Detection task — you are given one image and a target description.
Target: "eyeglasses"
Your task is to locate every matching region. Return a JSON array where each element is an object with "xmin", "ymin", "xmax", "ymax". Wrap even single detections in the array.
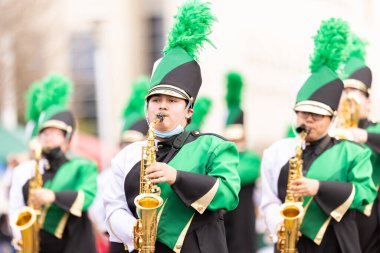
[{"xmin": 296, "ymin": 111, "xmax": 326, "ymax": 121}]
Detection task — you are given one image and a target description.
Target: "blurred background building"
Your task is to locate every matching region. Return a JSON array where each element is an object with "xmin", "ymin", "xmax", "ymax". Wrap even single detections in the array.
[{"xmin": 0, "ymin": 0, "xmax": 380, "ymax": 165}]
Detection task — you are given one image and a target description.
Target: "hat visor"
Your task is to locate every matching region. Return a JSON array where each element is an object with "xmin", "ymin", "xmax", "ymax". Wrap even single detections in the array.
[
  {"xmin": 294, "ymin": 103, "xmax": 333, "ymax": 116},
  {"xmin": 224, "ymin": 124, "xmax": 244, "ymax": 140},
  {"xmin": 343, "ymin": 79, "xmax": 369, "ymax": 94},
  {"xmin": 146, "ymin": 89, "xmax": 187, "ymax": 100},
  {"xmin": 39, "ymin": 120, "xmax": 72, "ymax": 134},
  {"xmin": 146, "ymin": 84, "xmax": 192, "ymax": 102}
]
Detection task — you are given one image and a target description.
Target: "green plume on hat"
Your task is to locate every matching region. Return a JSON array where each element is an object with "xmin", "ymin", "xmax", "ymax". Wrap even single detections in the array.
[
  {"xmin": 39, "ymin": 73, "xmax": 73, "ymax": 111},
  {"xmin": 187, "ymin": 96, "xmax": 212, "ymax": 131},
  {"xmin": 225, "ymin": 71, "xmax": 243, "ymax": 125},
  {"xmin": 347, "ymin": 33, "xmax": 367, "ymax": 61},
  {"xmin": 122, "ymin": 76, "xmax": 149, "ymax": 132},
  {"xmin": 340, "ymin": 33, "xmax": 369, "ymax": 80},
  {"xmin": 25, "ymin": 81, "xmax": 43, "ymax": 122},
  {"xmin": 163, "ymin": 0, "xmax": 216, "ymax": 60},
  {"xmin": 309, "ymin": 18, "xmax": 350, "ymax": 74}
]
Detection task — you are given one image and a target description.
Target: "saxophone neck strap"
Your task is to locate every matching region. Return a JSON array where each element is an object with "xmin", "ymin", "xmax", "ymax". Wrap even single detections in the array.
[
  {"xmin": 314, "ymin": 135, "xmax": 331, "ymax": 156},
  {"xmin": 162, "ymin": 131, "xmax": 191, "ymax": 164}
]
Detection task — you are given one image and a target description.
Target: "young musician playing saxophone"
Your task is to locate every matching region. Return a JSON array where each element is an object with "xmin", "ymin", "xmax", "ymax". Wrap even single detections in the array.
[
  {"xmin": 103, "ymin": 1, "xmax": 240, "ymax": 253},
  {"xmin": 259, "ymin": 18, "xmax": 376, "ymax": 253},
  {"xmin": 8, "ymin": 74, "xmax": 98, "ymax": 253}
]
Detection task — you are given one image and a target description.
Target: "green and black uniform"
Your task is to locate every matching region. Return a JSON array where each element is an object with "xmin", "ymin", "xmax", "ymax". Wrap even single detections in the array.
[
  {"xmin": 10, "ymin": 154, "xmax": 98, "ymax": 253},
  {"xmin": 104, "ymin": 131, "xmax": 240, "ymax": 253},
  {"xmin": 260, "ymin": 136, "xmax": 376, "ymax": 253}
]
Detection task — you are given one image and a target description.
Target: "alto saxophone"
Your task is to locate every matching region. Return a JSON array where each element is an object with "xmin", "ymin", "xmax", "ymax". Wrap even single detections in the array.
[
  {"xmin": 12, "ymin": 141, "xmax": 43, "ymax": 253},
  {"xmin": 277, "ymin": 126, "xmax": 309, "ymax": 253},
  {"xmin": 133, "ymin": 113, "xmax": 164, "ymax": 253},
  {"xmin": 329, "ymin": 92, "xmax": 360, "ymax": 139}
]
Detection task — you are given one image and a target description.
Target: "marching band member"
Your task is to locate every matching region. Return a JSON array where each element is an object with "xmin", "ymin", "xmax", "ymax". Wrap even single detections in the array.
[
  {"xmin": 259, "ymin": 18, "xmax": 376, "ymax": 253},
  {"xmin": 9, "ymin": 74, "xmax": 98, "ymax": 253},
  {"xmin": 103, "ymin": 1, "xmax": 240, "ymax": 252}
]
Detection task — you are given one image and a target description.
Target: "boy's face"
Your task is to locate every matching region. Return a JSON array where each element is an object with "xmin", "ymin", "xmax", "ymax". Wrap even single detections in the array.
[
  {"xmin": 39, "ymin": 127, "xmax": 67, "ymax": 151},
  {"xmin": 147, "ymin": 94, "xmax": 193, "ymax": 132}
]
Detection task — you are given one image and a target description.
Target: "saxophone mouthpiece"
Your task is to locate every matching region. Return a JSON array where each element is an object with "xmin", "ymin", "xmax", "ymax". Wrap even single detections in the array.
[
  {"xmin": 296, "ymin": 125, "xmax": 310, "ymax": 134},
  {"xmin": 155, "ymin": 112, "xmax": 165, "ymax": 122}
]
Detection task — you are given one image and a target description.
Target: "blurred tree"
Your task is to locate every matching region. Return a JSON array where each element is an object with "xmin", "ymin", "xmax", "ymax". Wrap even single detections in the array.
[{"xmin": 0, "ymin": 0, "xmax": 66, "ymax": 125}]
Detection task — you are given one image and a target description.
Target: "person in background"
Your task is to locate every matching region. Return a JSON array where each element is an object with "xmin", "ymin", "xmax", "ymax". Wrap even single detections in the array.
[
  {"xmin": 259, "ymin": 18, "xmax": 376, "ymax": 253},
  {"xmin": 185, "ymin": 96, "xmax": 212, "ymax": 133},
  {"xmin": 223, "ymin": 71, "xmax": 261, "ymax": 253},
  {"xmin": 336, "ymin": 32, "xmax": 380, "ymax": 253},
  {"xmin": 89, "ymin": 76, "xmax": 150, "ymax": 253},
  {"xmin": 8, "ymin": 74, "xmax": 98, "ymax": 253}
]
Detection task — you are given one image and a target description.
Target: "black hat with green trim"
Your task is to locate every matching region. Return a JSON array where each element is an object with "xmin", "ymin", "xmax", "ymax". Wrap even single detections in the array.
[
  {"xmin": 294, "ymin": 18, "xmax": 350, "ymax": 116},
  {"xmin": 341, "ymin": 33, "xmax": 371, "ymax": 95},
  {"xmin": 37, "ymin": 74, "xmax": 75, "ymax": 139},
  {"xmin": 25, "ymin": 80, "xmax": 43, "ymax": 140},
  {"xmin": 224, "ymin": 71, "xmax": 245, "ymax": 140},
  {"xmin": 186, "ymin": 96, "xmax": 212, "ymax": 132},
  {"xmin": 120, "ymin": 76, "xmax": 149, "ymax": 143},
  {"xmin": 146, "ymin": 0, "xmax": 216, "ymax": 106}
]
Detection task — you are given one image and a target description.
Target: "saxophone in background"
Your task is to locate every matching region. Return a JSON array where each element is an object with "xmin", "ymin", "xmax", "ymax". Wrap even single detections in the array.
[
  {"xmin": 133, "ymin": 113, "xmax": 164, "ymax": 253},
  {"xmin": 11, "ymin": 141, "xmax": 43, "ymax": 253},
  {"xmin": 329, "ymin": 92, "xmax": 361, "ymax": 139},
  {"xmin": 277, "ymin": 125, "xmax": 309, "ymax": 253}
]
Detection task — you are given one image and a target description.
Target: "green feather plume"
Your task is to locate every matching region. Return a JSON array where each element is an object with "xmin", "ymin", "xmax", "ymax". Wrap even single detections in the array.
[
  {"xmin": 309, "ymin": 18, "xmax": 350, "ymax": 73},
  {"xmin": 225, "ymin": 71, "xmax": 243, "ymax": 109},
  {"xmin": 187, "ymin": 96, "xmax": 212, "ymax": 131},
  {"xmin": 121, "ymin": 76, "xmax": 149, "ymax": 131},
  {"xmin": 347, "ymin": 33, "xmax": 367, "ymax": 61},
  {"xmin": 225, "ymin": 71, "xmax": 244, "ymax": 126},
  {"xmin": 25, "ymin": 81, "xmax": 43, "ymax": 121},
  {"xmin": 39, "ymin": 73, "xmax": 73, "ymax": 111},
  {"xmin": 122, "ymin": 76, "xmax": 149, "ymax": 118},
  {"xmin": 163, "ymin": 0, "xmax": 217, "ymax": 60}
]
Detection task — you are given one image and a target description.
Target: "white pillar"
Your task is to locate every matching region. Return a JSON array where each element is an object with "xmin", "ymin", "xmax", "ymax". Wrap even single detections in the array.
[{"xmin": 93, "ymin": 22, "xmax": 113, "ymax": 167}]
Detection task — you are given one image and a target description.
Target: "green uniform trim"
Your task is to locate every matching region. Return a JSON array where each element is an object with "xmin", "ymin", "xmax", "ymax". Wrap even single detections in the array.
[
  {"xmin": 156, "ymin": 135, "xmax": 240, "ymax": 250},
  {"xmin": 342, "ymin": 57, "xmax": 366, "ymax": 78},
  {"xmin": 41, "ymin": 158, "xmax": 97, "ymax": 237},
  {"xmin": 365, "ymin": 122, "xmax": 380, "ymax": 185},
  {"xmin": 150, "ymin": 47, "xmax": 193, "ymax": 88},
  {"xmin": 238, "ymin": 150, "xmax": 261, "ymax": 186},
  {"xmin": 296, "ymin": 66, "xmax": 337, "ymax": 103}
]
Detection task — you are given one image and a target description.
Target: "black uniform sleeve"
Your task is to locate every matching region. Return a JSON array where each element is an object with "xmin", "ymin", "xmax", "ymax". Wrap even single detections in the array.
[
  {"xmin": 171, "ymin": 170, "xmax": 217, "ymax": 209},
  {"xmin": 54, "ymin": 190, "xmax": 83, "ymax": 216},
  {"xmin": 314, "ymin": 181, "xmax": 354, "ymax": 221}
]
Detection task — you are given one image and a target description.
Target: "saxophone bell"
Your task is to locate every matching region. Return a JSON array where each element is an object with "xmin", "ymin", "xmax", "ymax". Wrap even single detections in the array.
[
  {"xmin": 329, "ymin": 92, "xmax": 361, "ymax": 140},
  {"xmin": 11, "ymin": 141, "xmax": 42, "ymax": 253}
]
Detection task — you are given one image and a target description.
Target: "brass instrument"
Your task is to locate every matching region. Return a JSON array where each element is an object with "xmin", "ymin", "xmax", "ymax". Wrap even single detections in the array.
[
  {"xmin": 329, "ymin": 92, "xmax": 360, "ymax": 139},
  {"xmin": 12, "ymin": 141, "xmax": 43, "ymax": 253},
  {"xmin": 133, "ymin": 113, "xmax": 164, "ymax": 253},
  {"xmin": 277, "ymin": 126, "xmax": 309, "ymax": 253}
]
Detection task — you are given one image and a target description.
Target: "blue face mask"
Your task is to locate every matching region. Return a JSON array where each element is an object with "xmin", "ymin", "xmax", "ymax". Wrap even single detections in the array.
[{"xmin": 153, "ymin": 124, "xmax": 184, "ymax": 138}]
